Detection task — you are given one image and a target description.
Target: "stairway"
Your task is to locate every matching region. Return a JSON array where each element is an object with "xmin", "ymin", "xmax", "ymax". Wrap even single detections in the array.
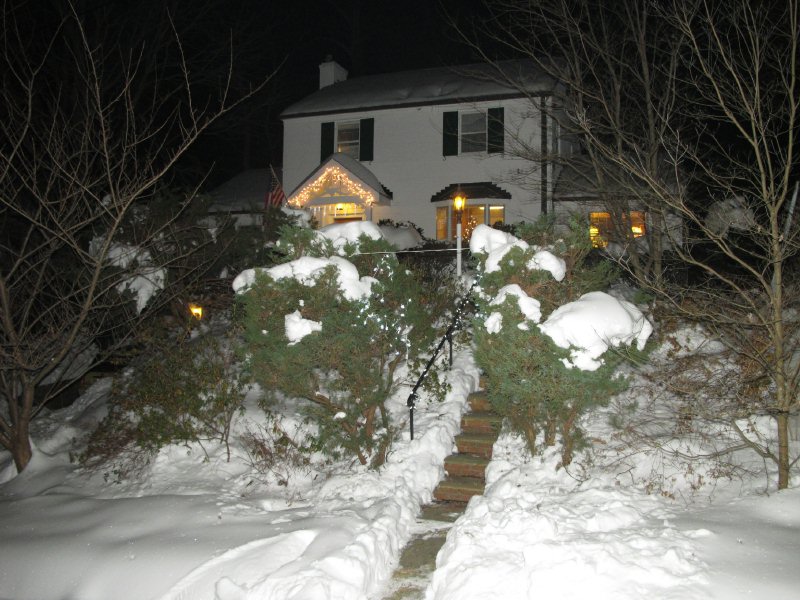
[
  {"xmin": 383, "ymin": 388, "xmax": 501, "ymax": 598},
  {"xmin": 432, "ymin": 389, "xmax": 501, "ymax": 503}
]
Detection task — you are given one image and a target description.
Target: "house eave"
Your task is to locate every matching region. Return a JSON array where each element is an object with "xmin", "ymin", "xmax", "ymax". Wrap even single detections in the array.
[{"xmin": 281, "ymin": 92, "xmax": 550, "ymax": 120}]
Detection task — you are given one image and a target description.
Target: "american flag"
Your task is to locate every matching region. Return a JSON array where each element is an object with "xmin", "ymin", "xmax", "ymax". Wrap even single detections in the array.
[{"xmin": 265, "ymin": 165, "xmax": 285, "ymax": 209}]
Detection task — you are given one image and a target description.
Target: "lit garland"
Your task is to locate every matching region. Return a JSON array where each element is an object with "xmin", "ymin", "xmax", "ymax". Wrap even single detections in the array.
[{"xmin": 289, "ymin": 165, "xmax": 377, "ymax": 208}]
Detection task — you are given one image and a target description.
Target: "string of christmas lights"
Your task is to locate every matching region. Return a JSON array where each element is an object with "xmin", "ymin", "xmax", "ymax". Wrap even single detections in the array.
[{"xmin": 289, "ymin": 165, "xmax": 377, "ymax": 208}]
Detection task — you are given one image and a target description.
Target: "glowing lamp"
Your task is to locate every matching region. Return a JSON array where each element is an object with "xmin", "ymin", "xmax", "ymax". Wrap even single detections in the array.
[
  {"xmin": 453, "ymin": 193, "xmax": 466, "ymax": 278},
  {"xmin": 189, "ymin": 303, "xmax": 203, "ymax": 320}
]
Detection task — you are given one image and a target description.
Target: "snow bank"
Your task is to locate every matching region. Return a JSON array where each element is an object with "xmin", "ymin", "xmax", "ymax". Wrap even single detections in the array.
[{"xmin": 427, "ymin": 437, "xmax": 710, "ymax": 600}]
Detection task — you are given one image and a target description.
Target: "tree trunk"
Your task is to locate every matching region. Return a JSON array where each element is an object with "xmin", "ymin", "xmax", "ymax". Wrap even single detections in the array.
[
  {"xmin": 12, "ymin": 387, "xmax": 34, "ymax": 472},
  {"xmin": 777, "ymin": 412, "xmax": 790, "ymax": 490}
]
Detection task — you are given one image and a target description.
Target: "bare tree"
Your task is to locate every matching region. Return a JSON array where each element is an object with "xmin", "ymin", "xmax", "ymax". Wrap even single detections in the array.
[
  {"xmin": 471, "ymin": 0, "xmax": 800, "ymax": 489},
  {"xmin": 0, "ymin": 2, "xmax": 272, "ymax": 472}
]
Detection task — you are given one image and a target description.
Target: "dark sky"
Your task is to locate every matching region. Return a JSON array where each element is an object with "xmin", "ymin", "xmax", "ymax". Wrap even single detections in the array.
[
  {"xmin": 215, "ymin": 0, "xmax": 498, "ymax": 182},
  {"xmin": 183, "ymin": 0, "xmax": 499, "ymax": 182},
  {"xmin": 22, "ymin": 0, "xmax": 499, "ymax": 185}
]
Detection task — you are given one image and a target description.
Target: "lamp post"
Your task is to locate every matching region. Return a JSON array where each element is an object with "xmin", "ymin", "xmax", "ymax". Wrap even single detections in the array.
[{"xmin": 453, "ymin": 194, "xmax": 465, "ymax": 278}]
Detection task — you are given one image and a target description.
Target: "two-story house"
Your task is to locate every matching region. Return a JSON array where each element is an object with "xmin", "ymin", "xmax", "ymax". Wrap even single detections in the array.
[{"xmin": 281, "ymin": 58, "xmax": 575, "ymax": 242}]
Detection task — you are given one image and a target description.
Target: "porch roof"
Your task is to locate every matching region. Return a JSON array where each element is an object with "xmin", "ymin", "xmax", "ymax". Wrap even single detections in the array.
[
  {"xmin": 287, "ymin": 153, "xmax": 392, "ymax": 209},
  {"xmin": 430, "ymin": 182, "xmax": 512, "ymax": 203}
]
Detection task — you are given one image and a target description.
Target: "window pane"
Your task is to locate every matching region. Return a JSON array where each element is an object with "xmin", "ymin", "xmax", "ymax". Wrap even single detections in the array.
[
  {"xmin": 338, "ymin": 126, "xmax": 359, "ymax": 142},
  {"xmin": 336, "ymin": 122, "xmax": 360, "ymax": 158},
  {"xmin": 629, "ymin": 211, "xmax": 646, "ymax": 237},
  {"xmin": 464, "ymin": 206, "xmax": 484, "ymax": 239},
  {"xmin": 589, "ymin": 211, "xmax": 612, "ymax": 248},
  {"xmin": 489, "ymin": 205, "xmax": 505, "ymax": 227},
  {"xmin": 436, "ymin": 207, "xmax": 449, "ymax": 240},
  {"xmin": 589, "ymin": 211, "xmax": 646, "ymax": 248},
  {"xmin": 460, "ymin": 112, "xmax": 486, "ymax": 153},
  {"xmin": 451, "ymin": 205, "xmax": 486, "ymax": 240},
  {"xmin": 461, "ymin": 112, "xmax": 485, "ymax": 133}
]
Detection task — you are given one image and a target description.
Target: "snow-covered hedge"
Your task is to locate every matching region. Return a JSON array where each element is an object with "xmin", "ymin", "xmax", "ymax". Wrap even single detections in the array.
[
  {"xmin": 236, "ymin": 223, "xmax": 438, "ymax": 468},
  {"xmin": 470, "ymin": 219, "xmax": 652, "ymax": 466}
]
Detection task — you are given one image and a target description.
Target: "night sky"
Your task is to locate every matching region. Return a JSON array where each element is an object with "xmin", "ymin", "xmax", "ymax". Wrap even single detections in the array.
[
  {"xmin": 219, "ymin": 0, "xmax": 499, "ymax": 183},
  {"xmin": 14, "ymin": 0, "xmax": 502, "ymax": 186}
]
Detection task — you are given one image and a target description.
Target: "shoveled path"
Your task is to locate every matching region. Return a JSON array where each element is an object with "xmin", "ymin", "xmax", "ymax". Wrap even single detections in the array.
[
  {"xmin": 380, "ymin": 388, "xmax": 501, "ymax": 599},
  {"xmin": 379, "ymin": 502, "xmax": 464, "ymax": 600}
]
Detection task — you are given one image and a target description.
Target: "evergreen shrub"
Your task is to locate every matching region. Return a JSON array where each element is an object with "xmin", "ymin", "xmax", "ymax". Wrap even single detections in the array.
[
  {"xmin": 240, "ymin": 227, "xmax": 438, "ymax": 468},
  {"xmin": 79, "ymin": 333, "xmax": 246, "ymax": 478},
  {"xmin": 472, "ymin": 215, "xmax": 626, "ymax": 466}
]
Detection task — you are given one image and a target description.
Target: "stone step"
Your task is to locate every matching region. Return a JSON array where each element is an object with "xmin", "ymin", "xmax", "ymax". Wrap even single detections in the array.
[
  {"xmin": 433, "ymin": 476, "xmax": 486, "ymax": 503},
  {"xmin": 468, "ymin": 390, "xmax": 493, "ymax": 412},
  {"xmin": 455, "ymin": 432, "xmax": 496, "ymax": 459},
  {"xmin": 461, "ymin": 411, "xmax": 502, "ymax": 435},
  {"xmin": 444, "ymin": 454, "xmax": 490, "ymax": 479},
  {"xmin": 419, "ymin": 501, "xmax": 467, "ymax": 523}
]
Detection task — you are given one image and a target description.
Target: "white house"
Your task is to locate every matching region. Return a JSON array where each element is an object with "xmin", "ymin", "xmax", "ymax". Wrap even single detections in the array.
[{"xmin": 281, "ymin": 58, "xmax": 577, "ymax": 242}]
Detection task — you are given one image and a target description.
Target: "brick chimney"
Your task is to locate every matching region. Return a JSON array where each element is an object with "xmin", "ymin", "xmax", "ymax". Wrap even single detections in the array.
[{"xmin": 319, "ymin": 55, "xmax": 348, "ymax": 89}]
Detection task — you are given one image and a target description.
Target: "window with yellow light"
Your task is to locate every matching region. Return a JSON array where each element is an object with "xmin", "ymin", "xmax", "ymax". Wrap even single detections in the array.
[
  {"xmin": 435, "ymin": 204, "xmax": 505, "ymax": 241},
  {"xmin": 589, "ymin": 211, "xmax": 646, "ymax": 248}
]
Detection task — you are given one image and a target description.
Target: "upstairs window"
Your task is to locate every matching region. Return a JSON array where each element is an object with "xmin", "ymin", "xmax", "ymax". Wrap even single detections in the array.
[
  {"xmin": 443, "ymin": 108, "xmax": 504, "ymax": 156},
  {"xmin": 336, "ymin": 122, "xmax": 360, "ymax": 158},
  {"xmin": 460, "ymin": 112, "xmax": 486, "ymax": 153},
  {"xmin": 320, "ymin": 118, "xmax": 374, "ymax": 162}
]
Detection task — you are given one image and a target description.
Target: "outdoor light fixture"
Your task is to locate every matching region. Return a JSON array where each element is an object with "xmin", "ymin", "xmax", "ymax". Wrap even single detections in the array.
[
  {"xmin": 188, "ymin": 303, "xmax": 203, "ymax": 320},
  {"xmin": 453, "ymin": 194, "xmax": 466, "ymax": 278}
]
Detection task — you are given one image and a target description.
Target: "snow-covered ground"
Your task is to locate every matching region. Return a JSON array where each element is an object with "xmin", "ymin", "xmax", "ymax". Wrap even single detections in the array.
[
  {"xmin": 0, "ymin": 350, "xmax": 478, "ymax": 600},
  {"xmin": 1, "ymin": 221, "xmax": 798, "ymax": 599},
  {"xmin": 2, "ymin": 333, "xmax": 798, "ymax": 600}
]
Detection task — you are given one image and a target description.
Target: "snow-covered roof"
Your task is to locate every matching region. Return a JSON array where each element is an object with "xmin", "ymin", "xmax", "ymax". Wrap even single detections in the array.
[
  {"xmin": 281, "ymin": 59, "xmax": 553, "ymax": 119},
  {"xmin": 207, "ymin": 169, "xmax": 270, "ymax": 212}
]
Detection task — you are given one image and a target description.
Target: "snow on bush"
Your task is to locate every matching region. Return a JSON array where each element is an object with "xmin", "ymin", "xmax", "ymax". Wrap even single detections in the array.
[
  {"xmin": 236, "ymin": 222, "xmax": 438, "ymax": 467},
  {"xmin": 89, "ymin": 239, "xmax": 166, "ymax": 313},
  {"xmin": 472, "ymin": 217, "xmax": 650, "ymax": 464},
  {"xmin": 539, "ymin": 291, "xmax": 653, "ymax": 371}
]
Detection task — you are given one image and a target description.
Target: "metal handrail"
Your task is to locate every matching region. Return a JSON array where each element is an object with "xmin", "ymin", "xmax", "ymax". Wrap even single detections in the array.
[{"xmin": 406, "ymin": 290, "xmax": 473, "ymax": 440}]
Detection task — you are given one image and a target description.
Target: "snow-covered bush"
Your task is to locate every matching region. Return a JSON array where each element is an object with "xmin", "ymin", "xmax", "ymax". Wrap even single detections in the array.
[
  {"xmin": 237, "ymin": 224, "xmax": 437, "ymax": 468},
  {"xmin": 207, "ymin": 207, "xmax": 299, "ymax": 277},
  {"xmin": 79, "ymin": 333, "xmax": 246, "ymax": 479},
  {"xmin": 472, "ymin": 217, "xmax": 649, "ymax": 466}
]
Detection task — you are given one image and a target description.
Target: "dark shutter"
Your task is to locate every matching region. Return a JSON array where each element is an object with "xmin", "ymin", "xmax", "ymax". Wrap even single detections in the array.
[
  {"xmin": 320, "ymin": 121, "xmax": 334, "ymax": 161},
  {"xmin": 359, "ymin": 118, "xmax": 374, "ymax": 161},
  {"xmin": 443, "ymin": 111, "xmax": 458, "ymax": 156},
  {"xmin": 487, "ymin": 107, "xmax": 504, "ymax": 154}
]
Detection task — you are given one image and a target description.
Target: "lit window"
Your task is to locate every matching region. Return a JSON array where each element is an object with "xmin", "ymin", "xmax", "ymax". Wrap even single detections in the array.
[
  {"xmin": 309, "ymin": 202, "xmax": 365, "ymax": 227},
  {"xmin": 460, "ymin": 112, "xmax": 486, "ymax": 153},
  {"xmin": 436, "ymin": 207, "xmax": 449, "ymax": 240},
  {"xmin": 435, "ymin": 204, "xmax": 506, "ymax": 240},
  {"xmin": 589, "ymin": 211, "xmax": 646, "ymax": 248},
  {"xmin": 336, "ymin": 122, "xmax": 360, "ymax": 158},
  {"xmin": 488, "ymin": 205, "xmax": 505, "ymax": 228}
]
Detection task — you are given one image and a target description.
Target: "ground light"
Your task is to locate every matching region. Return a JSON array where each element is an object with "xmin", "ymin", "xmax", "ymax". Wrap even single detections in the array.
[{"xmin": 188, "ymin": 303, "xmax": 203, "ymax": 320}]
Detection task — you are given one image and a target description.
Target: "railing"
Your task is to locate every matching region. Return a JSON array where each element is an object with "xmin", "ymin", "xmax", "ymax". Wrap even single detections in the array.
[{"xmin": 406, "ymin": 290, "xmax": 474, "ymax": 440}]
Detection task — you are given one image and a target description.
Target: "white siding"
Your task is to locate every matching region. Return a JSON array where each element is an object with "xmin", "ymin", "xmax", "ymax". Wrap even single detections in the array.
[{"xmin": 282, "ymin": 97, "xmax": 555, "ymax": 238}]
